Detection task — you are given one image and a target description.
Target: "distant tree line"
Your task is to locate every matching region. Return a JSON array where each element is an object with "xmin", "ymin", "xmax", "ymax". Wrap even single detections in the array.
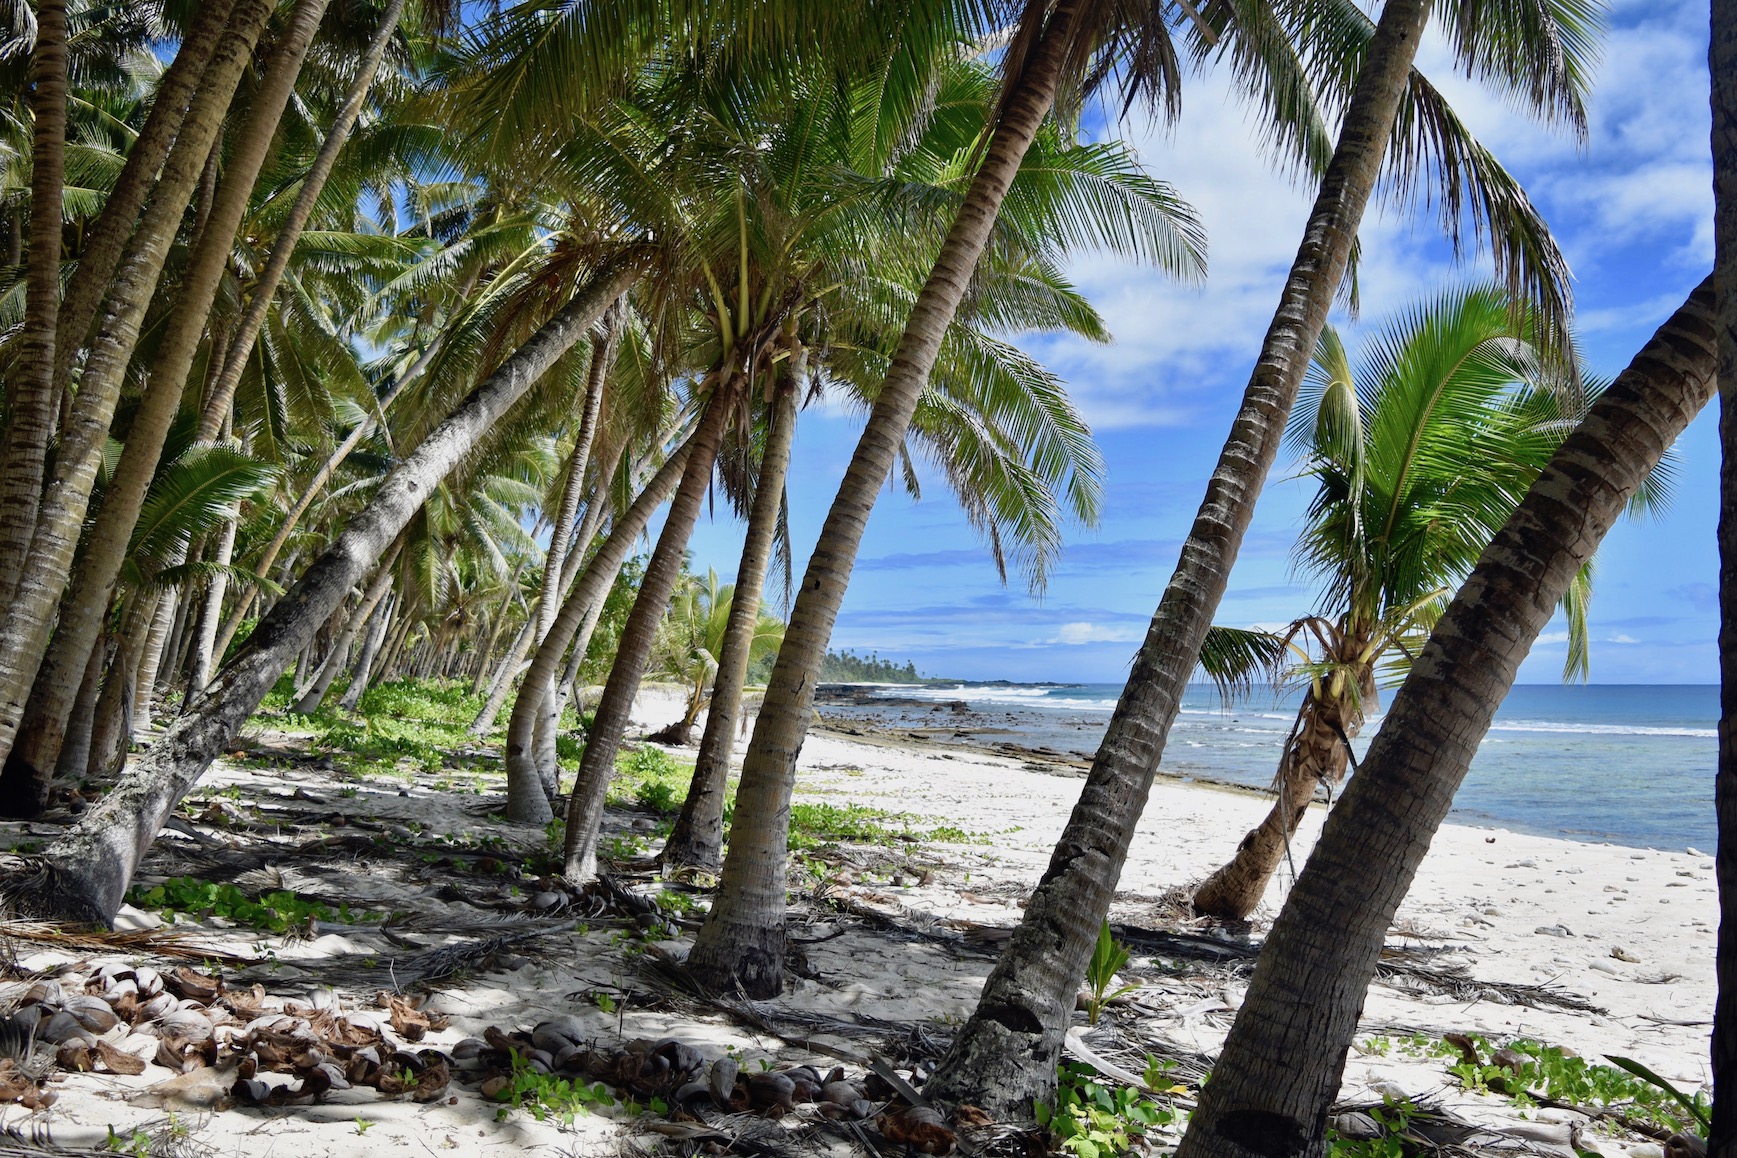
[{"xmin": 817, "ymin": 649, "xmax": 925, "ymax": 683}]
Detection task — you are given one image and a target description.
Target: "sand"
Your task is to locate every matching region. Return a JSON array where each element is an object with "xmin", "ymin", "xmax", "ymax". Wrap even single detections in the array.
[{"xmin": 0, "ymin": 684, "xmax": 1713, "ymax": 1156}]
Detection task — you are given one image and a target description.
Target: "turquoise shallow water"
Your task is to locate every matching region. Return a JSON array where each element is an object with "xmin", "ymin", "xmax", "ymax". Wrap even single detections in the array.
[{"xmin": 819, "ymin": 682, "xmax": 1718, "ymax": 851}]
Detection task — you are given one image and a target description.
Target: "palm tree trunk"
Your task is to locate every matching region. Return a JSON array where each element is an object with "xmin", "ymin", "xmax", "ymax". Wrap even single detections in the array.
[
  {"xmin": 292, "ymin": 533, "xmax": 406, "ymax": 714},
  {"xmin": 1710, "ymin": 3, "xmax": 1737, "ymax": 1151},
  {"xmin": 50, "ymin": 0, "xmax": 238, "ymax": 400},
  {"xmin": 539, "ymin": 326, "xmax": 616, "ymax": 642},
  {"xmin": 1176, "ymin": 276, "xmax": 1716, "ymax": 1158},
  {"xmin": 18, "ymin": 256, "xmax": 644, "ymax": 925},
  {"xmin": 211, "ymin": 342, "xmax": 439, "ymax": 664},
  {"xmin": 0, "ymin": 0, "xmax": 68, "ymax": 612},
  {"xmin": 470, "ymin": 557, "xmax": 531, "ymax": 697},
  {"xmin": 561, "ymin": 434, "xmax": 624, "ymax": 595},
  {"xmin": 375, "ymin": 616, "xmax": 409, "ymax": 685},
  {"xmin": 0, "ymin": 0, "xmax": 328, "ymax": 809},
  {"xmin": 1193, "ymin": 666, "xmax": 1371, "ymax": 920},
  {"xmin": 503, "ymin": 437, "xmax": 699, "ymax": 821},
  {"xmin": 473, "ymin": 618, "xmax": 537, "ymax": 734},
  {"xmin": 515, "ymin": 327, "xmax": 618, "ymax": 771},
  {"xmin": 132, "ymin": 589, "xmax": 177, "ymax": 725},
  {"xmin": 86, "ymin": 635, "xmax": 138, "ymax": 779},
  {"xmin": 920, "ymin": 0, "xmax": 1433, "ymax": 1113},
  {"xmin": 561, "ymin": 399, "xmax": 730, "ymax": 873},
  {"xmin": 0, "ymin": 0, "xmax": 275, "ymax": 779},
  {"xmin": 339, "ymin": 593, "xmax": 395, "ymax": 712},
  {"xmin": 197, "ymin": 0, "xmax": 407, "ymax": 443},
  {"xmin": 55, "ymin": 630, "xmax": 111, "ymax": 785},
  {"xmin": 497, "ymin": 436, "xmax": 625, "ymax": 746},
  {"xmin": 684, "ymin": 0, "xmax": 1083, "ymax": 998},
  {"xmin": 665, "ymin": 378, "xmax": 798, "ymax": 872},
  {"xmin": 187, "ymin": 517, "xmax": 239, "ymax": 691}
]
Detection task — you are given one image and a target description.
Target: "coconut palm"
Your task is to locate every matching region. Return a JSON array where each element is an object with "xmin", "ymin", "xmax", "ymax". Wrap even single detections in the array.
[
  {"xmin": 1192, "ymin": 285, "xmax": 1630, "ymax": 920},
  {"xmin": 690, "ymin": 0, "xmax": 1588, "ymax": 1024},
  {"xmin": 0, "ymin": 0, "xmax": 67, "ymax": 613},
  {"xmin": 1711, "ymin": 5, "xmax": 1737, "ymax": 1150},
  {"xmin": 1177, "ymin": 279, "xmax": 1716, "ymax": 1158},
  {"xmin": 650, "ymin": 570, "xmax": 785, "ymax": 747},
  {"xmin": 545, "ymin": 46, "xmax": 1186, "ymax": 856},
  {"xmin": 0, "ymin": 0, "xmax": 278, "ymax": 760}
]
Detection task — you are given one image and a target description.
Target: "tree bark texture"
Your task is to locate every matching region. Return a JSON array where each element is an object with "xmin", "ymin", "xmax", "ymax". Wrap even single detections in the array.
[
  {"xmin": 0, "ymin": 0, "xmax": 68, "ymax": 612},
  {"xmin": 24, "ymin": 257, "xmax": 645, "ymax": 924},
  {"xmin": 683, "ymin": 0, "xmax": 1085, "ymax": 1000},
  {"xmin": 921, "ymin": 0, "xmax": 1432, "ymax": 1114},
  {"xmin": 1177, "ymin": 277, "xmax": 1717, "ymax": 1158},
  {"xmin": 1193, "ymin": 666, "xmax": 1372, "ymax": 920},
  {"xmin": 0, "ymin": 0, "xmax": 329, "ymax": 811},
  {"xmin": 339, "ymin": 594, "xmax": 395, "ymax": 712},
  {"xmin": 501, "ymin": 440, "xmax": 696, "ymax": 821},
  {"xmin": 1712, "ymin": 0, "xmax": 1737, "ymax": 1147},
  {"xmin": 51, "ymin": 0, "xmax": 239, "ymax": 399},
  {"xmin": 560, "ymin": 399, "xmax": 729, "ymax": 873},
  {"xmin": 665, "ymin": 378, "xmax": 798, "ymax": 872},
  {"xmin": 55, "ymin": 628, "xmax": 110, "ymax": 786},
  {"xmin": 131, "ymin": 589, "xmax": 177, "ymax": 726},
  {"xmin": 198, "ymin": 0, "xmax": 407, "ymax": 441},
  {"xmin": 187, "ymin": 516, "xmax": 239, "ymax": 691},
  {"xmin": 0, "ymin": 0, "xmax": 276, "ymax": 784}
]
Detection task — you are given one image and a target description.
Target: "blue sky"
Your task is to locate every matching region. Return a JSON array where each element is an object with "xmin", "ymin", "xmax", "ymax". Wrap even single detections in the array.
[{"xmin": 676, "ymin": 0, "xmax": 1715, "ymax": 686}]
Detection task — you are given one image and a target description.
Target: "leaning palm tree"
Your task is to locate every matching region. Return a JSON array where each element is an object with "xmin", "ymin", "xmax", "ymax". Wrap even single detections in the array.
[
  {"xmin": 1192, "ymin": 285, "xmax": 1633, "ymax": 920},
  {"xmin": 690, "ymin": 0, "xmax": 1588, "ymax": 1027},
  {"xmin": 1176, "ymin": 282, "xmax": 1716, "ymax": 1158},
  {"xmin": 649, "ymin": 571, "xmax": 784, "ymax": 747},
  {"xmin": 1712, "ymin": 0, "xmax": 1737, "ymax": 1145}
]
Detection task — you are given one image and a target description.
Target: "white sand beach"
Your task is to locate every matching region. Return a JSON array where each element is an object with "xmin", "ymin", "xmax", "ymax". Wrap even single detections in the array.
[{"xmin": 0, "ymin": 685, "xmax": 1712, "ymax": 1157}]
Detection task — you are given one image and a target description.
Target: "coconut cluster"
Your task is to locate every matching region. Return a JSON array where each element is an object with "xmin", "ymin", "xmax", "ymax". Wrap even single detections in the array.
[
  {"xmin": 0, "ymin": 961, "xmax": 959, "ymax": 1153},
  {"xmin": 0, "ymin": 961, "xmax": 453, "ymax": 1109}
]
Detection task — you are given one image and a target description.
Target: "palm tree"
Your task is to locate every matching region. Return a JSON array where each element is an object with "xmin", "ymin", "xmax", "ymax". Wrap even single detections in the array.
[
  {"xmin": 1194, "ymin": 286, "xmax": 1618, "ymax": 920},
  {"xmin": 0, "ymin": 0, "xmax": 336, "ymax": 813},
  {"xmin": 19, "ymin": 244, "xmax": 646, "ymax": 924},
  {"xmin": 0, "ymin": 0, "xmax": 278, "ymax": 772},
  {"xmin": 1709, "ymin": 3, "xmax": 1736, "ymax": 1151},
  {"xmin": 650, "ymin": 570, "xmax": 785, "ymax": 747},
  {"xmin": 542, "ymin": 46, "xmax": 1175, "ymax": 862},
  {"xmin": 0, "ymin": 0, "xmax": 67, "ymax": 611},
  {"xmin": 1176, "ymin": 277, "xmax": 1716, "ymax": 1158},
  {"xmin": 689, "ymin": 0, "xmax": 1587, "ymax": 1014},
  {"xmin": 662, "ymin": 370, "xmax": 797, "ymax": 868}
]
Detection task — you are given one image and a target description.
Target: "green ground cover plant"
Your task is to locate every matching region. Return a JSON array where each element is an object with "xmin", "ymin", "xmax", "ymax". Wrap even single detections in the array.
[{"xmin": 129, "ymin": 877, "xmax": 380, "ymax": 932}]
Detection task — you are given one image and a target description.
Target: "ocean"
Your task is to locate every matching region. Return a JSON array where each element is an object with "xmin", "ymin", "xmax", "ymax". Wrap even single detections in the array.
[{"xmin": 814, "ymin": 682, "xmax": 1718, "ymax": 851}]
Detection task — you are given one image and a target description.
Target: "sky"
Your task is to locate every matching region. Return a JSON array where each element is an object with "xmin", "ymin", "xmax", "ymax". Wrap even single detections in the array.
[{"xmin": 676, "ymin": 0, "xmax": 1716, "ymax": 686}]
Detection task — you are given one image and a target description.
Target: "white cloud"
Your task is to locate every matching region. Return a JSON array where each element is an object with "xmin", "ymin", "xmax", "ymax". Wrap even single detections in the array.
[{"xmin": 1050, "ymin": 621, "xmax": 1147, "ymax": 645}]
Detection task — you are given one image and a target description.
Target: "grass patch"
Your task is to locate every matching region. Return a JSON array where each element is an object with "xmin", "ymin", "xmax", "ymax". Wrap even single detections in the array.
[
  {"xmin": 607, "ymin": 745, "xmax": 693, "ymax": 814},
  {"xmin": 292, "ymin": 678, "xmax": 488, "ymax": 782}
]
